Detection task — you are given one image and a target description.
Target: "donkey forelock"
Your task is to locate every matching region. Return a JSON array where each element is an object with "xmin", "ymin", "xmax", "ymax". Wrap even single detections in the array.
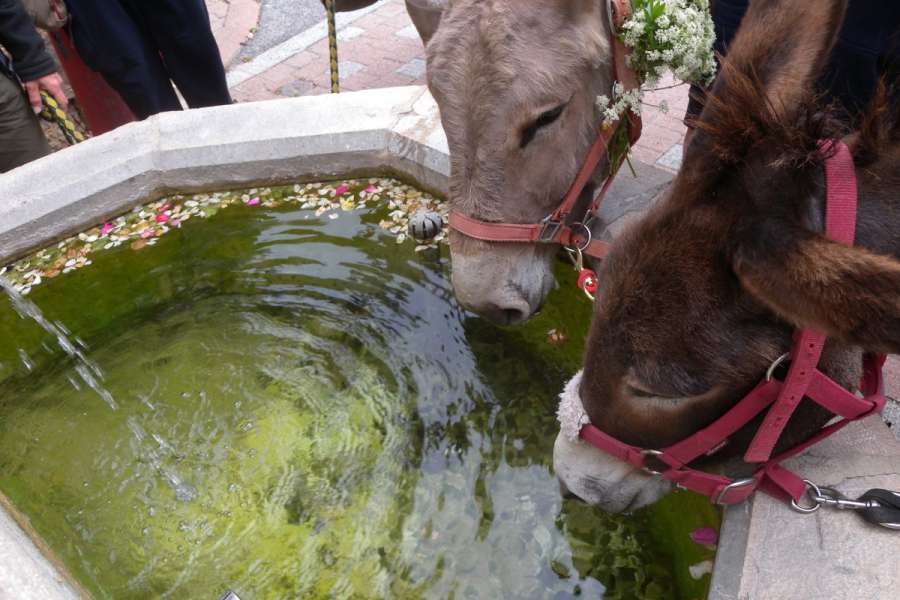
[{"xmin": 426, "ymin": 0, "xmax": 611, "ymax": 218}]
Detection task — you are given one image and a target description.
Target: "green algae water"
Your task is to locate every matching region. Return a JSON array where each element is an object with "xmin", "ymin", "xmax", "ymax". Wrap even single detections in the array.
[{"xmin": 0, "ymin": 181, "xmax": 717, "ymax": 599}]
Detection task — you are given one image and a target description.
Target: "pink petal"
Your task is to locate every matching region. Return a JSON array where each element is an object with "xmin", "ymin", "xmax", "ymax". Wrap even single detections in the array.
[
  {"xmin": 140, "ymin": 229, "xmax": 154, "ymax": 239},
  {"xmin": 334, "ymin": 184, "xmax": 350, "ymax": 196},
  {"xmin": 170, "ymin": 219, "xmax": 182, "ymax": 228},
  {"xmin": 101, "ymin": 223, "xmax": 114, "ymax": 236},
  {"xmin": 364, "ymin": 185, "xmax": 377, "ymax": 194},
  {"xmin": 247, "ymin": 197, "xmax": 261, "ymax": 206},
  {"xmin": 689, "ymin": 527, "xmax": 718, "ymax": 546},
  {"xmin": 155, "ymin": 213, "xmax": 169, "ymax": 223},
  {"xmin": 160, "ymin": 203, "xmax": 172, "ymax": 212}
]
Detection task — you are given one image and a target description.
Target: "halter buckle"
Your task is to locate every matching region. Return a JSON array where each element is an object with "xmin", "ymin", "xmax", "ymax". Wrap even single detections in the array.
[
  {"xmin": 714, "ymin": 478, "xmax": 756, "ymax": 505},
  {"xmin": 640, "ymin": 449, "xmax": 666, "ymax": 476},
  {"xmin": 539, "ymin": 217, "xmax": 563, "ymax": 242}
]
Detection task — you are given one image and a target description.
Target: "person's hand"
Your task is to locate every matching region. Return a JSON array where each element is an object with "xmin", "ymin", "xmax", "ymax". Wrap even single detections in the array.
[{"xmin": 22, "ymin": 72, "xmax": 68, "ymax": 114}]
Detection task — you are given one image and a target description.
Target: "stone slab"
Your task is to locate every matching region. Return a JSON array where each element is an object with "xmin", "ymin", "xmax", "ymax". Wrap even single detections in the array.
[
  {"xmin": 594, "ymin": 159, "xmax": 674, "ymax": 242},
  {"xmin": 710, "ymin": 416, "xmax": 900, "ymax": 600},
  {"xmin": 0, "ymin": 86, "xmax": 431, "ymax": 265},
  {"xmin": 0, "ymin": 495, "xmax": 83, "ymax": 599}
]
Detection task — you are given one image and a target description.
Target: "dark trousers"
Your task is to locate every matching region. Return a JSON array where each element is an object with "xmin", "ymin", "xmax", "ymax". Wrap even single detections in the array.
[
  {"xmin": 67, "ymin": 0, "xmax": 232, "ymax": 120},
  {"xmin": 688, "ymin": 0, "xmax": 900, "ymax": 124},
  {"xmin": 0, "ymin": 73, "xmax": 50, "ymax": 173}
]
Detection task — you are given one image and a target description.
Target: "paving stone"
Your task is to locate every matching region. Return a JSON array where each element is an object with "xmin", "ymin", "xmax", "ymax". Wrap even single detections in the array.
[
  {"xmin": 279, "ymin": 79, "xmax": 317, "ymax": 97},
  {"xmin": 327, "ymin": 60, "xmax": 366, "ymax": 81},
  {"xmin": 395, "ymin": 24, "xmax": 420, "ymax": 39},
  {"xmin": 337, "ymin": 26, "xmax": 366, "ymax": 41},
  {"xmin": 655, "ymin": 143, "xmax": 683, "ymax": 172},
  {"xmin": 396, "ymin": 57, "xmax": 426, "ymax": 79}
]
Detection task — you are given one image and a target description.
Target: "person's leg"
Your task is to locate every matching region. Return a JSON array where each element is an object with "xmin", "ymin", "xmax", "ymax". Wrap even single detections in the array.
[
  {"xmin": 817, "ymin": 0, "xmax": 900, "ymax": 122},
  {"xmin": 66, "ymin": 0, "xmax": 182, "ymax": 119},
  {"xmin": 0, "ymin": 73, "xmax": 51, "ymax": 173},
  {"xmin": 683, "ymin": 0, "xmax": 749, "ymax": 155},
  {"xmin": 122, "ymin": 0, "xmax": 231, "ymax": 109}
]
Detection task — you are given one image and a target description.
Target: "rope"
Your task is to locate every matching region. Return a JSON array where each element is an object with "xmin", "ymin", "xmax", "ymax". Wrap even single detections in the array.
[
  {"xmin": 324, "ymin": 0, "xmax": 340, "ymax": 93},
  {"xmin": 38, "ymin": 91, "xmax": 87, "ymax": 146}
]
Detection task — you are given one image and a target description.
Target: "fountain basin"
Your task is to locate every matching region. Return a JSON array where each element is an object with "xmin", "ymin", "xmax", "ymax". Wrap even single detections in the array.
[{"xmin": 0, "ymin": 86, "xmax": 898, "ymax": 600}]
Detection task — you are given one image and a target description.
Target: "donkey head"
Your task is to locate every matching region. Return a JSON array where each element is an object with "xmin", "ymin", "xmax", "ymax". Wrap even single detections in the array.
[
  {"xmin": 553, "ymin": 0, "xmax": 900, "ymax": 512},
  {"xmin": 425, "ymin": 0, "xmax": 616, "ymax": 324}
]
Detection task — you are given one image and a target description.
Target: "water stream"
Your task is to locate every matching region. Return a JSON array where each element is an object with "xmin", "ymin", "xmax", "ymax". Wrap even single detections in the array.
[{"xmin": 0, "ymin": 275, "xmax": 199, "ymax": 503}]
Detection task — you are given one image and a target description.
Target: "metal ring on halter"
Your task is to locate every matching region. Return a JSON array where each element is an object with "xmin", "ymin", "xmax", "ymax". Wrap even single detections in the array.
[
  {"xmin": 790, "ymin": 480, "xmax": 823, "ymax": 514},
  {"xmin": 765, "ymin": 352, "xmax": 791, "ymax": 382},
  {"xmin": 570, "ymin": 222, "xmax": 593, "ymax": 253},
  {"xmin": 639, "ymin": 449, "xmax": 665, "ymax": 476}
]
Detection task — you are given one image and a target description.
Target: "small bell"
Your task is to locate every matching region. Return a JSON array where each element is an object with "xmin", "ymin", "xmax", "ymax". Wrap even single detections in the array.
[{"xmin": 408, "ymin": 209, "xmax": 444, "ymax": 241}]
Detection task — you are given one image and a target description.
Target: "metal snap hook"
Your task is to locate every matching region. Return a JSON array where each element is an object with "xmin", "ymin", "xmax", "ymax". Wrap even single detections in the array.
[{"xmin": 565, "ymin": 246, "xmax": 584, "ymax": 272}]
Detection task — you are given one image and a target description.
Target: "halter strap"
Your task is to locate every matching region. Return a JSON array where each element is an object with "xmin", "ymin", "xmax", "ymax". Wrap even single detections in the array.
[
  {"xmin": 447, "ymin": 0, "xmax": 641, "ymax": 260},
  {"xmin": 576, "ymin": 139, "xmax": 887, "ymax": 506},
  {"xmin": 744, "ymin": 139, "xmax": 859, "ymax": 463}
]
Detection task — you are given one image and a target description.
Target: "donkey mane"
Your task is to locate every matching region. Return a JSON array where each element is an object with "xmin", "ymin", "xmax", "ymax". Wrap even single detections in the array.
[
  {"xmin": 694, "ymin": 57, "xmax": 900, "ymax": 174},
  {"xmin": 691, "ymin": 59, "xmax": 848, "ymax": 169}
]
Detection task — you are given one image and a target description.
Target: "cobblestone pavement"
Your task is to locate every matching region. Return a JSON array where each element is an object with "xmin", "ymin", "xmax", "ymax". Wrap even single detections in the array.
[{"xmin": 207, "ymin": 0, "xmax": 262, "ymax": 66}]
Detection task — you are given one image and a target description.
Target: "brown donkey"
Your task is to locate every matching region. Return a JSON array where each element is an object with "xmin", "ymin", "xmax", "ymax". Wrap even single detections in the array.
[
  {"xmin": 554, "ymin": 0, "xmax": 900, "ymax": 512},
  {"xmin": 425, "ymin": 0, "xmax": 622, "ymax": 324}
]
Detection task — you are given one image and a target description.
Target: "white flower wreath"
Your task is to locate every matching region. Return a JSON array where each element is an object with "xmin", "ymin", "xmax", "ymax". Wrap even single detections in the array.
[{"xmin": 596, "ymin": 0, "xmax": 716, "ymax": 124}]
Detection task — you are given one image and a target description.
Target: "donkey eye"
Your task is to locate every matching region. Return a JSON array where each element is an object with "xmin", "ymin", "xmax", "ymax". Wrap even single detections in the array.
[
  {"xmin": 520, "ymin": 103, "xmax": 567, "ymax": 149},
  {"xmin": 623, "ymin": 376, "xmax": 687, "ymax": 401},
  {"xmin": 626, "ymin": 384, "xmax": 679, "ymax": 399}
]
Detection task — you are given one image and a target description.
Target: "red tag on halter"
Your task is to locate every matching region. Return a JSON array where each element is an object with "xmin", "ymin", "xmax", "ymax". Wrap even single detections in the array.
[{"xmin": 577, "ymin": 269, "xmax": 599, "ymax": 295}]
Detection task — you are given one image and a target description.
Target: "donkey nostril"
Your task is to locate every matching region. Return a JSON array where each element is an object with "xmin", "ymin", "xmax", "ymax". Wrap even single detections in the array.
[
  {"xmin": 501, "ymin": 307, "xmax": 526, "ymax": 325},
  {"xmin": 477, "ymin": 303, "xmax": 530, "ymax": 326}
]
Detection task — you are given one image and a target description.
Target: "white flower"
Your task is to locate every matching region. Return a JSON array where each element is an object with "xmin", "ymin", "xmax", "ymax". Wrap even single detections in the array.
[
  {"xmin": 597, "ymin": 0, "xmax": 713, "ymax": 132},
  {"xmin": 619, "ymin": 0, "xmax": 716, "ymax": 86}
]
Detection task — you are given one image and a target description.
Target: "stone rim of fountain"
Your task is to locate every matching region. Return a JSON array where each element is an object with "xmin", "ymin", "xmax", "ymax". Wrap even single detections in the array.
[{"xmin": 0, "ymin": 85, "xmax": 898, "ymax": 600}]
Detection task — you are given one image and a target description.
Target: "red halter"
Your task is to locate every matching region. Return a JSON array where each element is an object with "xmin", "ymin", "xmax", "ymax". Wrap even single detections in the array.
[
  {"xmin": 447, "ymin": 0, "xmax": 643, "ymax": 273},
  {"xmin": 577, "ymin": 140, "xmax": 887, "ymax": 506}
]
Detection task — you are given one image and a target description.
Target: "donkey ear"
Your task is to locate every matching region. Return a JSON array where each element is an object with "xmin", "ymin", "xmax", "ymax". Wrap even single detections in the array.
[
  {"xmin": 405, "ymin": 0, "xmax": 446, "ymax": 45},
  {"xmin": 732, "ymin": 220, "xmax": 900, "ymax": 354},
  {"xmin": 685, "ymin": 0, "xmax": 847, "ymax": 166}
]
